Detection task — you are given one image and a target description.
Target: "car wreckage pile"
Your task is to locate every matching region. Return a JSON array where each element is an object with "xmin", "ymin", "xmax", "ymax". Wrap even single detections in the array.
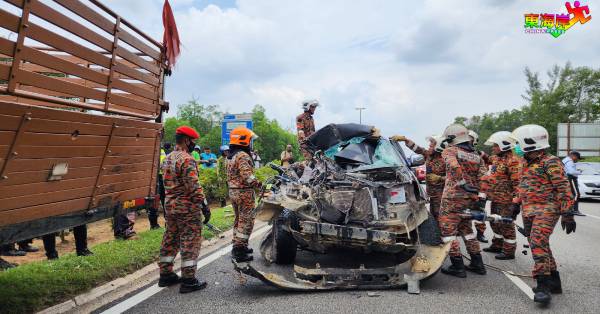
[{"xmin": 234, "ymin": 123, "xmax": 452, "ymax": 292}]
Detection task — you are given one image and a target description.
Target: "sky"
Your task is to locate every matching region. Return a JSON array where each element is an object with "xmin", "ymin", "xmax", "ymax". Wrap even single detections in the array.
[{"xmin": 5, "ymin": 0, "xmax": 600, "ymax": 146}]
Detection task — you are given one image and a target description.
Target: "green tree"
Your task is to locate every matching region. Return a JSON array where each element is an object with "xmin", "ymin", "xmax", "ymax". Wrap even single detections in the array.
[
  {"xmin": 455, "ymin": 63, "xmax": 600, "ymax": 152},
  {"xmin": 252, "ymin": 105, "xmax": 300, "ymax": 162}
]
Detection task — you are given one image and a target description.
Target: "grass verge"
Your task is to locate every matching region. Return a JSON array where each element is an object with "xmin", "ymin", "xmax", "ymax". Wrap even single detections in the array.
[{"xmin": 0, "ymin": 206, "xmax": 234, "ymax": 313}]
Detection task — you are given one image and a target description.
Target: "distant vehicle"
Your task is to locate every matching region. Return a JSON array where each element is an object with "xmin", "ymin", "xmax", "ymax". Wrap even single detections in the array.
[{"xmin": 576, "ymin": 162, "xmax": 600, "ymax": 200}]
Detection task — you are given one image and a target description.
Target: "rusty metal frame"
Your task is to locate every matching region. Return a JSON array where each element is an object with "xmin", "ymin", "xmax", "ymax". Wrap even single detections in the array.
[
  {"xmin": 0, "ymin": 112, "xmax": 31, "ymax": 180},
  {"xmin": 88, "ymin": 122, "xmax": 118, "ymax": 208}
]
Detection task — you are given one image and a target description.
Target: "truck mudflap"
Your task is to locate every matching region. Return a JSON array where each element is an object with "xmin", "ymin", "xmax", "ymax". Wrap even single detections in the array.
[{"xmin": 233, "ymin": 230, "xmax": 451, "ymax": 292}]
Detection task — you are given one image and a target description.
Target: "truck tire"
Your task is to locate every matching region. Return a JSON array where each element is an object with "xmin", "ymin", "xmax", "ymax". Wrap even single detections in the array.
[
  {"xmin": 417, "ymin": 213, "xmax": 443, "ymax": 246},
  {"xmin": 273, "ymin": 209, "xmax": 298, "ymax": 264}
]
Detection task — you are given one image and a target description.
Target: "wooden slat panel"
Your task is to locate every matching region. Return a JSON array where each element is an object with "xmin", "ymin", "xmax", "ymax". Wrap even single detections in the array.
[
  {"xmin": 92, "ymin": 186, "xmax": 149, "ymax": 207},
  {"xmin": 0, "ymin": 132, "xmax": 156, "ymax": 147},
  {"xmin": 20, "ymin": 44, "xmax": 108, "ymax": 85},
  {"xmin": 0, "ymin": 63, "xmax": 9, "ymax": 81},
  {"xmin": 102, "ymin": 162, "xmax": 153, "ymax": 175},
  {"xmin": 0, "ymin": 177, "xmax": 96, "ymax": 198},
  {"xmin": 112, "ymin": 78, "xmax": 155, "ymax": 100},
  {"xmin": 0, "ymin": 186, "xmax": 93, "ymax": 211},
  {"xmin": 0, "ymin": 131, "xmax": 15, "ymax": 144},
  {"xmin": 27, "ymin": 23, "xmax": 111, "ymax": 68},
  {"xmin": 27, "ymin": 0, "xmax": 113, "ymax": 52},
  {"xmin": 115, "ymin": 46, "xmax": 160, "ymax": 75},
  {"xmin": 12, "ymin": 146, "xmax": 106, "ymax": 158},
  {"xmin": 0, "ymin": 36, "xmax": 15, "ymax": 57},
  {"xmin": 17, "ymin": 85, "xmax": 78, "ymax": 99},
  {"xmin": 113, "ymin": 62, "xmax": 159, "ymax": 87},
  {"xmin": 0, "ymin": 101, "xmax": 161, "ymax": 129},
  {"xmin": 0, "ymin": 166, "xmax": 100, "ymax": 186},
  {"xmin": 0, "ymin": 8, "xmax": 20, "ymax": 33},
  {"xmin": 16, "ymin": 70, "xmax": 106, "ymax": 101},
  {"xmin": 53, "ymin": 0, "xmax": 162, "ymax": 61},
  {"xmin": 104, "ymin": 154, "xmax": 155, "ymax": 166},
  {"xmin": 98, "ymin": 170, "xmax": 151, "ymax": 185},
  {"xmin": 109, "ymin": 145, "xmax": 156, "ymax": 156},
  {"xmin": 96, "ymin": 178, "xmax": 149, "ymax": 195},
  {"xmin": 110, "ymin": 93, "xmax": 157, "ymax": 113},
  {"xmin": 3, "ymin": 156, "xmax": 102, "ymax": 173},
  {"xmin": 0, "ymin": 198, "xmax": 90, "ymax": 227}
]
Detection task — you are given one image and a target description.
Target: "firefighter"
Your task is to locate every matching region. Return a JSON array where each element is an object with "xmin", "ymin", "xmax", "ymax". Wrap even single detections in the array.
[
  {"xmin": 390, "ymin": 135, "xmax": 447, "ymax": 219},
  {"xmin": 439, "ymin": 124, "xmax": 487, "ymax": 278},
  {"xmin": 296, "ymin": 100, "xmax": 319, "ymax": 160},
  {"xmin": 468, "ymin": 130, "xmax": 489, "ymax": 243},
  {"xmin": 480, "ymin": 131, "xmax": 523, "ymax": 260},
  {"xmin": 158, "ymin": 126, "xmax": 211, "ymax": 294},
  {"xmin": 511, "ymin": 124, "xmax": 575, "ymax": 305},
  {"xmin": 227, "ymin": 127, "xmax": 261, "ymax": 262}
]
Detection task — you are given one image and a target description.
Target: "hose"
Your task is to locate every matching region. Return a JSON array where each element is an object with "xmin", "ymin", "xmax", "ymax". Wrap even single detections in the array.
[{"xmin": 462, "ymin": 253, "xmax": 533, "ymax": 278}]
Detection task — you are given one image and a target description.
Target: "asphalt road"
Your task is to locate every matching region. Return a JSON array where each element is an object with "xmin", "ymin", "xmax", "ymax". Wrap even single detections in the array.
[{"xmin": 99, "ymin": 201, "xmax": 600, "ymax": 314}]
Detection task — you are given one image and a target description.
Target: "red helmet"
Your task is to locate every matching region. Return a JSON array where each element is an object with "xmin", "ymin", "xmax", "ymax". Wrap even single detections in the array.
[{"xmin": 176, "ymin": 126, "xmax": 199, "ymax": 139}]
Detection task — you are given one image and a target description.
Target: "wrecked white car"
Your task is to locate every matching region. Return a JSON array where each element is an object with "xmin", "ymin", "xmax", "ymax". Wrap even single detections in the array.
[{"xmin": 234, "ymin": 123, "xmax": 451, "ymax": 292}]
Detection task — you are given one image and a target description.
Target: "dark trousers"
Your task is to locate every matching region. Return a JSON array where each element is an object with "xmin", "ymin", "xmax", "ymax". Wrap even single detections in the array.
[
  {"xmin": 568, "ymin": 175, "xmax": 580, "ymax": 212},
  {"xmin": 42, "ymin": 225, "xmax": 87, "ymax": 258}
]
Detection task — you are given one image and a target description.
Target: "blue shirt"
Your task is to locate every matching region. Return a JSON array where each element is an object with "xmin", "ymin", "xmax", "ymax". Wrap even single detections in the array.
[
  {"xmin": 562, "ymin": 157, "xmax": 580, "ymax": 177},
  {"xmin": 200, "ymin": 152, "xmax": 217, "ymax": 168}
]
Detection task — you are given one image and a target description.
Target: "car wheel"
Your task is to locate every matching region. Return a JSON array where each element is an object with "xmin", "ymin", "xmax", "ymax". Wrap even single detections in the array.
[
  {"xmin": 417, "ymin": 213, "xmax": 442, "ymax": 246},
  {"xmin": 273, "ymin": 209, "xmax": 298, "ymax": 264}
]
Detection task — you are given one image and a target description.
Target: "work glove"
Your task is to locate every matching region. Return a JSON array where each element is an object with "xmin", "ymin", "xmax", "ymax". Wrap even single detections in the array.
[
  {"xmin": 511, "ymin": 203, "xmax": 521, "ymax": 220},
  {"xmin": 390, "ymin": 135, "xmax": 407, "ymax": 142},
  {"xmin": 201, "ymin": 201, "xmax": 211, "ymax": 224},
  {"xmin": 561, "ymin": 214, "xmax": 576, "ymax": 234},
  {"xmin": 426, "ymin": 173, "xmax": 443, "ymax": 183}
]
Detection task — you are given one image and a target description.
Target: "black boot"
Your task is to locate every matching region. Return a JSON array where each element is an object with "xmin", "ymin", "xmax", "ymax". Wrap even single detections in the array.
[
  {"xmin": 533, "ymin": 275, "xmax": 552, "ymax": 305},
  {"xmin": 441, "ymin": 256, "xmax": 467, "ymax": 278},
  {"xmin": 495, "ymin": 252, "xmax": 515, "ymax": 260},
  {"xmin": 0, "ymin": 258, "xmax": 16, "ymax": 270},
  {"xmin": 179, "ymin": 277, "xmax": 207, "ymax": 294},
  {"xmin": 232, "ymin": 246, "xmax": 253, "ymax": 263},
  {"xmin": 482, "ymin": 246, "xmax": 502, "ymax": 253},
  {"xmin": 476, "ymin": 232, "xmax": 488, "ymax": 243},
  {"xmin": 549, "ymin": 271, "xmax": 562, "ymax": 294},
  {"xmin": 158, "ymin": 272, "xmax": 180, "ymax": 287},
  {"xmin": 77, "ymin": 249, "xmax": 93, "ymax": 257},
  {"xmin": 47, "ymin": 251, "xmax": 59, "ymax": 260},
  {"xmin": 465, "ymin": 253, "xmax": 487, "ymax": 275},
  {"xmin": 244, "ymin": 247, "xmax": 254, "ymax": 254}
]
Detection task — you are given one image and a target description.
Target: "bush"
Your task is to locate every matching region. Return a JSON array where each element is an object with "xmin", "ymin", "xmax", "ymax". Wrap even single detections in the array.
[{"xmin": 198, "ymin": 163, "xmax": 278, "ymax": 202}]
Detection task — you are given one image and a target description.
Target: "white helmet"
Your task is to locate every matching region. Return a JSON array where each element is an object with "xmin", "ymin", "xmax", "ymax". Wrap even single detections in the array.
[
  {"xmin": 484, "ymin": 131, "xmax": 515, "ymax": 152},
  {"xmin": 468, "ymin": 130, "xmax": 479, "ymax": 145},
  {"xmin": 511, "ymin": 124, "xmax": 550, "ymax": 152},
  {"xmin": 302, "ymin": 99, "xmax": 319, "ymax": 111},
  {"xmin": 442, "ymin": 124, "xmax": 470, "ymax": 145},
  {"xmin": 426, "ymin": 135, "xmax": 447, "ymax": 153}
]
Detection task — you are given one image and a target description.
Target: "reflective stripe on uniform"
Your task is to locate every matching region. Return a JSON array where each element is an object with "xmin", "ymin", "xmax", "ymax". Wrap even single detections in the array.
[
  {"xmin": 159, "ymin": 256, "xmax": 175, "ymax": 264},
  {"xmin": 181, "ymin": 259, "xmax": 197, "ymax": 268},
  {"xmin": 233, "ymin": 231, "xmax": 250, "ymax": 240},
  {"xmin": 442, "ymin": 235, "xmax": 457, "ymax": 243},
  {"xmin": 464, "ymin": 233, "xmax": 476, "ymax": 240},
  {"xmin": 504, "ymin": 238, "xmax": 517, "ymax": 244},
  {"xmin": 493, "ymin": 233, "xmax": 504, "ymax": 239}
]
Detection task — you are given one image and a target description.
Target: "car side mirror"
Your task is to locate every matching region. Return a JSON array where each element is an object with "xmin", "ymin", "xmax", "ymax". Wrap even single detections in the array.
[{"xmin": 410, "ymin": 154, "xmax": 425, "ymax": 167}]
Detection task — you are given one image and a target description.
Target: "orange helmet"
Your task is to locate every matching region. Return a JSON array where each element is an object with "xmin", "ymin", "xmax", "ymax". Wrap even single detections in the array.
[{"xmin": 229, "ymin": 127, "xmax": 257, "ymax": 146}]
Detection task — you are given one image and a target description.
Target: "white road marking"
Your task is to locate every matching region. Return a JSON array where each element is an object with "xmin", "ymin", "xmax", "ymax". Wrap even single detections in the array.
[
  {"xmin": 503, "ymin": 272, "xmax": 534, "ymax": 300},
  {"xmin": 101, "ymin": 225, "xmax": 270, "ymax": 314},
  {"xmin": 583, "ymin": 213, "xmax": 600, "ymax": 220}
]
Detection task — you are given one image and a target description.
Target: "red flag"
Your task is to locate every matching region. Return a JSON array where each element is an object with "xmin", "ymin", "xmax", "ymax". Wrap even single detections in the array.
[{"xmin": 162, "ymin": 0, "xmax": 180, "ymax": 71}]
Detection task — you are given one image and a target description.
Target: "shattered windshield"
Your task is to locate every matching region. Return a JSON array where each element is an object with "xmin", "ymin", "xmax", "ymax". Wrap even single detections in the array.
[{"xmin": 325, "ymin": 137, "xmax": 406, "ymax": 170}]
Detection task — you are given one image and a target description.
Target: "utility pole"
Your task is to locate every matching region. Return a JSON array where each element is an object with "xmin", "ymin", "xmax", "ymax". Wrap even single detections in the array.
[{"xmin": 355, "ymin": 107, "xmax": 366, "ymax": 124}]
